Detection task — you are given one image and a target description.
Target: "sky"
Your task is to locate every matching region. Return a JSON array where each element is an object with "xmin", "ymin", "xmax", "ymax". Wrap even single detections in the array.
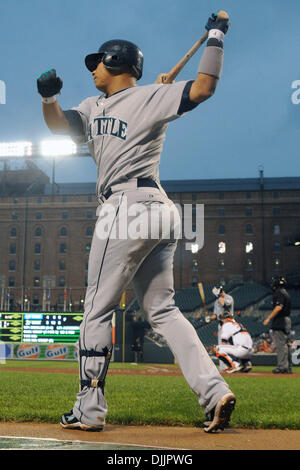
[{"xmin": 0, "ymin": 0, "xmax": 299, "ymax": 184}]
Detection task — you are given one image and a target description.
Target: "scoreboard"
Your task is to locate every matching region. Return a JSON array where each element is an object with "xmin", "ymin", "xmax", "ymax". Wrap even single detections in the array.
[{"xmin": 0, "ymin": 312, "xmax": 83, "ymax": 343}]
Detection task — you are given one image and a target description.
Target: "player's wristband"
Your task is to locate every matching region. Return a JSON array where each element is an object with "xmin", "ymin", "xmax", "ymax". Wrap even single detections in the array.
[
  {"xmin": 197, "ymin": 45, "xmax": 224, "ymax": 79},
  {"xmin": 208, "ymin": 29, "xmax": 225, "ymax": 43},
  {"xmin": 41, "ymin": 95, "xmax": 57, "ymax": 104}
]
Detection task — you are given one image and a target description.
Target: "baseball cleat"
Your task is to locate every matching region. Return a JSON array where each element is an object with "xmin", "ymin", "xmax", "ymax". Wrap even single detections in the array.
[
  {"xmin": 203, "ymin": 393, "xmax": 236, "ymax": 433},
  {"xmin": 272, "ymin": 368, "xmax": 290, "ymax": 374},
  {"xmin": 60, "ymin": 410, "xmax": 104, "ymax": 431},
  {"xmin": 224, "ymin": 365, "xmax": 243, "ymax": 373},
  {"xmin": 241, "ymin": 361, "xmax": 252, "ymax": 373}
]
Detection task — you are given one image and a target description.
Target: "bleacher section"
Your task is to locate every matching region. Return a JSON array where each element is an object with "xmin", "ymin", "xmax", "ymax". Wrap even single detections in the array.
[
  {"xmin": 259, "ymin": 289, "xmax": 300, "ymax": 311},
  {"xmin": 126, "ymin": 283, "xmax": 241, "ymax": 315},
  {"xmin": 173, "ymin": 287, "xmax": 202, "ymax": 312},
  {"xmin": 230, "ymin": 283, "xmax": 270, "ymax": 310},
  {"xmin": 173, "ymin": 282, "xmax": 241, "ymax": 312}
]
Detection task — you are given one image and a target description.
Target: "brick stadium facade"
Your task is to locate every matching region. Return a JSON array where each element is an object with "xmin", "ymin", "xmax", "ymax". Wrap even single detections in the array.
[{"xmin": 0, "ymin": 165, "xmax": 299, "ymax": 311}]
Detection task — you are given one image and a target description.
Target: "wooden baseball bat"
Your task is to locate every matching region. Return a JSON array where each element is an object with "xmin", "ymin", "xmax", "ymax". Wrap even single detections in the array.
[
  {"xmin": 162, "ymin": 10, "xmax": 229, "ymax": 84},
  {"xmin": 198, "ymin": 282, "xmax": 211, "ymax": 322}
]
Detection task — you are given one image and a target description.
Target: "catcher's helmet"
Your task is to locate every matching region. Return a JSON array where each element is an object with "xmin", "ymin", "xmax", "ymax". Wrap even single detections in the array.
[
  {"xmin": 271, "ymin": 276, "xmax": 287, "ymax": 291},
  {"xmin": 85, "ymin": 39, "xmax": 144, "ymax": 80}
]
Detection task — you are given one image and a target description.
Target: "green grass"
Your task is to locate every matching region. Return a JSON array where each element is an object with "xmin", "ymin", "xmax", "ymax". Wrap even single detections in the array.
[
  {"xmin": 1, "ymin": 360, "xmax": 163, "ymax": 370},
  {"xmin": 0, "ymin": 362, "xmax": 300, "ymax": 429}
]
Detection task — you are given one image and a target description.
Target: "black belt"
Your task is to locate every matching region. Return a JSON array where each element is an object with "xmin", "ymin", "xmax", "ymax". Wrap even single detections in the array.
[{"xmin": 103, "ymin": 178, "xmax": 159, "ymax": 200}]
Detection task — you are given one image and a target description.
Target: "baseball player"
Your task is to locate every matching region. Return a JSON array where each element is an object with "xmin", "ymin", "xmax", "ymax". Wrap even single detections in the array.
[
  {"xmin": 37, "ymin": 13, "xmax": 236, "ymax": 433},
  {"xmin": 210, "ymin": 286, "xmax": 234, "ymax": 370},
  {"xmin": 211, "ymin": 286, "xmax": 234, "ymax": 321},
  {"xmin": 214, "ymin": 313, "xmax": 253, "ymax": 373}
]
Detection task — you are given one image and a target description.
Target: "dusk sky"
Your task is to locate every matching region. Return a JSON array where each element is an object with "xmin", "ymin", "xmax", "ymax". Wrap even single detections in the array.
[{"xmin": 0, "ymin": 0, "xmax": 299, "ymax": 184}]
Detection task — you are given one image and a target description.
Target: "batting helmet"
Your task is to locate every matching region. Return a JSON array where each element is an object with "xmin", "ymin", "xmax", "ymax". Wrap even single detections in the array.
[
  {"xmin": 85, "ymin": 39, "xmax": 144, "ymax": 80},
  {"xmin": 212, "ymin": 286, "xmax": 224, "ymax": 298},
  {"xmin": 271, "ymin": 276, "xmax": 287, "ymax": 291}
]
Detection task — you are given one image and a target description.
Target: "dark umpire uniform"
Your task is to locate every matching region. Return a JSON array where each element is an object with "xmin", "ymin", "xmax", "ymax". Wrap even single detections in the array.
[
  {"xmin": 130, "ymin": 316, "xmax": 150, "ymax": 363},
  {"xmin": 264, "ymin": 277, "xmax": 292, "ymax": 374}
]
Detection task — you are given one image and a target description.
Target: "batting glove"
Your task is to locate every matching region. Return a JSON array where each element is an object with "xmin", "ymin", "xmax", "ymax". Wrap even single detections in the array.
[
  {"xmin": 37, "ymin": 69, "xmax": 63, "ymax": 98},
  {"xmin": 205, "ymin": 13, "xmax": 230, "ymax": 34}
]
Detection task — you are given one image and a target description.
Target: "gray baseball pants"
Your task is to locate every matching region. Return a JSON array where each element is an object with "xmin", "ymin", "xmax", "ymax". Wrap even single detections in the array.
[
  {"xmin": 273, "ymin": 317, "xmax": 292, "ymax": 370},
  {"xmin": 73, "ymin": 184, "xmax": 232, "ymax": 427}
]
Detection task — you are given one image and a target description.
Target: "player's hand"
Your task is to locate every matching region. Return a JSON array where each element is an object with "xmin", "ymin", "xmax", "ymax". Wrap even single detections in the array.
[
  {"xmin": 205, "ymin": 13, "xmax": 230, "ymax": 34},
  {"xmin": 263, "ymin": 318, "xmax": 270, "ymax": 326},
  {"xmin": 37, "ymin": 69, "xmax": 63, "ymax": 97},
  {"xmin": 155, "ymin": 73, "xmax": 175, "ymax": 84}
]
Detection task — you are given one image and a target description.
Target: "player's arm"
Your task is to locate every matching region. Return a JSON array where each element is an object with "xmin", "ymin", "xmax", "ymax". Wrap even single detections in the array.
[
  {"xmin": 42, "ymin": 101, "xmax": 71, "ymax": 134},
  {"xmin": 263, "ymin": 305, "xmax": 283, "ymax": 326},
  {"xmin": 37, "ymin": 69, "xmax": 71, "ymax": 134},
  {"xmin": 189, "ymin": 13, "xmax": 230, "ymax": 104}
]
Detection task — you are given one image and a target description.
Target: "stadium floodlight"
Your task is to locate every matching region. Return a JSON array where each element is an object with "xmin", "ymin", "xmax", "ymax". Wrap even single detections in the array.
[
  {"xmin": 0, "ymin": 141, "xmax": 32, "ymax": 157},
  {"xmin": 191, "ymin": 243, "xmax": 199, "ymax": 254},
  {"xmin": 218, "ymin": 241, "xmax": 226, "ymax": 254},
  {"xmin": 246, "ymin": 241, "xmax": 254, "ymax": 253},
  {"xmin": 40, "ymin": 139, "xmax": 77, "ymax": 157}
]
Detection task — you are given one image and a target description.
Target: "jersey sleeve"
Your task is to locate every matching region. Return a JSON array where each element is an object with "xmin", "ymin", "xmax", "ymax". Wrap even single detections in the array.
[
  {"xmin": 63, "ymin": 97, "xmax": 95, "ymax": 143},
  {"xmin": 145, "ymin": 81, "xmax": 199, "ymax": 126},
  {"xmin": 177, "ymin": 81, "xmax": 199, "ymax": 115}
]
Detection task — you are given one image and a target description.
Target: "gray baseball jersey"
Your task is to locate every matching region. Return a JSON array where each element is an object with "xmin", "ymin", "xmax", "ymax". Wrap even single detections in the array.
[
  {"xmin": 62, "ymin": 80, "xmax": 232, "ymax": 427},
  {"xmin": 68, "ymin": 81, "xmax": 194, "ymax": 197}
]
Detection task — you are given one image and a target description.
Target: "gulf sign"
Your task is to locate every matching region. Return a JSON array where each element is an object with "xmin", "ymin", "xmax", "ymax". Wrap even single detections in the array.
[
  {"xmin": 16, "ymin": 344, "xmax": 40, "ymax": 359},
  {"xmin": 46, "ymin": 344, "xmax": 69, "ymax": 360}
]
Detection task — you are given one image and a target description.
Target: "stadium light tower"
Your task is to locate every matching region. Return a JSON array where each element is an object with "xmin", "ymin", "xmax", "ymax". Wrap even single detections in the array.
[
  {"xmin": 40, "ymin": 139, "xmax": 77, "ymax": 157},
  {"xmin": 0, "ymin": 139, "xmax": 90, "ymax": 159},
  {"xmin": 0, "ymin": 141, "xmax": 32, "ymax": 157},
  {"xmin": 39, "ymin": 139, "xmax": 77, "ymax": 198}
]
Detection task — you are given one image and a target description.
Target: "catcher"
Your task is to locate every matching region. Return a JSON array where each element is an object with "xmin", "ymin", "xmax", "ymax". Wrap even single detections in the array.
[{"xmin": 214, "ymin": 313, "xmax": 253, "ymax": 373}]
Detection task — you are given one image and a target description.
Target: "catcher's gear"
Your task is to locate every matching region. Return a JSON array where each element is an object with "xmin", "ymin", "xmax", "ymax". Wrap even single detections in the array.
[
  {"xmin": 205, "ymin": 13, "xmax": 230, "ymax": 34},
  {"xmin": 85, "ymin": 39, "xmax": 144, "ymax": 80},
  {"xmin": 37, "ymin": 69, "xmax": 63, "ymax": 98},
  {"xmin": 271, "ymin": 276, "xmax": 287, "ymax": 291}
]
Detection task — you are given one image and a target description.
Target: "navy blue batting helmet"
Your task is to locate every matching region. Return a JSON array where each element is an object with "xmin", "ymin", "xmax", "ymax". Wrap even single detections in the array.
[{"xmin": 85, "ymin": 39, "xmax": 144, "ymax": 80}]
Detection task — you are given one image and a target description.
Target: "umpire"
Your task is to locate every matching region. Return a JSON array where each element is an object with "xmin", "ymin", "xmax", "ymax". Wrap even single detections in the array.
[
  {"xmin": 130, "ymin": 315, "xmax": 150, "ymax": 363},
  {"xmin": 263, "ymin": 276, "xmax": 292, "ymax": 374}
]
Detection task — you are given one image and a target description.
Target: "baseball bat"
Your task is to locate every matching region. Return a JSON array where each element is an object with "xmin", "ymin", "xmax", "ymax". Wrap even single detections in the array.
[
  {"xmin": 198, "ymin": 282, "xmax": 211, "ymax": 323},
  {"xmin": 162, "ymin": 10, "xmax": 229, "ymax": 84}
]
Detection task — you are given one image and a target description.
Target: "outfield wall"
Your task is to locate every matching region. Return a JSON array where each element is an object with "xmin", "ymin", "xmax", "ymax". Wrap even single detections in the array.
[{"xmin": 1, "ymin": 341, "xmax": 300, "ymax": 366}]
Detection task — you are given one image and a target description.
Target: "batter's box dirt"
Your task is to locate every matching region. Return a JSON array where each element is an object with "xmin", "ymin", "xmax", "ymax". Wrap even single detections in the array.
[{"xmin": 0, "ymin": 422, "xmax": 300, "ymax": 450}]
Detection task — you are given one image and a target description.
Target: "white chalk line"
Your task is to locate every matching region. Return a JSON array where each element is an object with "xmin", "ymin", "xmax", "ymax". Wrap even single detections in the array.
[{"xmin": 0, "ymin": 435, "xmax": 187, "ymax": 450}]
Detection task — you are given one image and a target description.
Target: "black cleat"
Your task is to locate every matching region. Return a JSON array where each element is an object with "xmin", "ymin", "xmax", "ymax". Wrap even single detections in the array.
[
  {"xmin": 272, "ymin": 368, "xmax": 290, "ymax": 374},
  {"xmin": 241, "ymin": 361, "xmax": 252, "ymax": 373},
  {"xmin": 60, "ymin": 410, "xmax": 104, "ymax": 431}
]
